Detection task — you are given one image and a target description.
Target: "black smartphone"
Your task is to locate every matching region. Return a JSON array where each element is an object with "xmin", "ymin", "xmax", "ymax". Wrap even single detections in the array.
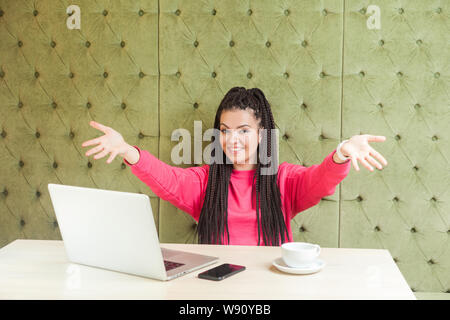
[{"xmin": 198, "ymin": 263, "xmax": 246, "ymax": 281}]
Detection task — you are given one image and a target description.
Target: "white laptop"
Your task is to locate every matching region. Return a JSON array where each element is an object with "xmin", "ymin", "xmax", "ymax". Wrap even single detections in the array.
[{"xmin": 47, "ymin": 183, "xmax": 218, "ymax": 280}]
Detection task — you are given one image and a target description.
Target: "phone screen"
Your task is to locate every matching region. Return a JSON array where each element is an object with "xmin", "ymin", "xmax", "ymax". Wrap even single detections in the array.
[{"xmin": 198, "ymin": 263, "xmax": 245, "ymax": 280}]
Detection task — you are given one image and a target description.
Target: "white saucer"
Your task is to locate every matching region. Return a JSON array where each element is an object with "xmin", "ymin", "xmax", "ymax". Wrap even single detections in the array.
[{"xmin": 272, "ymin": 257, "xmax": 325, "ymax": 275}]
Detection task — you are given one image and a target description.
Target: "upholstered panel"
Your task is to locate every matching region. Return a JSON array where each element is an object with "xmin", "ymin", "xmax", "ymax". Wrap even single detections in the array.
[
  {"xmin": 341, "ymin": 0, "xmax": 449, "ymax": 294},
  {"xmin": 0, "ymin": 0, "xmax": 160, "ymax": 247}
]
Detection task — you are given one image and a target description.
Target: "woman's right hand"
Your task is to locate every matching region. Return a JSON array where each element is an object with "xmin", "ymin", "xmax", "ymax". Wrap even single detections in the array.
[{"xmin": 81, "ymin": 121, "xmax": 130, "ymax": 164}]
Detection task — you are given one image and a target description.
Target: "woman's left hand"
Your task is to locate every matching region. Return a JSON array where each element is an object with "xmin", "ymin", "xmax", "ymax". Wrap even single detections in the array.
[{"xmin": 340, "ymin": 135, "xmax": 388, "ymax": 172}]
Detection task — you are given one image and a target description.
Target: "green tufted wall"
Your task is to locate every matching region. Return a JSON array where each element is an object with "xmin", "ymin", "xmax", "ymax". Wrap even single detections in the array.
[{"xmin": 0, "ymin": 0, "xmax": 448, "ymax": 298}]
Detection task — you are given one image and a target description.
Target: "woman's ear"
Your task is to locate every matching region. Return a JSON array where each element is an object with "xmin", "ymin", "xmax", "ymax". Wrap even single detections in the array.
[{"xmin": 258, "ymin": 127, "xmax": 263, "ymax": 144}]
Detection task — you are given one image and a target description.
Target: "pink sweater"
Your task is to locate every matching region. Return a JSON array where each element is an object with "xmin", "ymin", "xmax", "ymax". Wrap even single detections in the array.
[{"xmin": 123, "ymin": 146, "xmax": 351, "ymax": 246}]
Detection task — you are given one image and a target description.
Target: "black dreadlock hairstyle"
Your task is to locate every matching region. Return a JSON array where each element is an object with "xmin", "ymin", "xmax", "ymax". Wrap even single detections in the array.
[{"xmin": 195, "ymin": 87, "xmax": 291, "ymax": 246}]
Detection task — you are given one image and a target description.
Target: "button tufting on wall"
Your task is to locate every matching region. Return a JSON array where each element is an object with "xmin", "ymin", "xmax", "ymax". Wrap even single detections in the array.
[
  {"xmin": 35, "ymin": 131, "xmax": 40, "ymax": 138},
  {"xmin": 247, "ymin": 72, "xmax": 252, "ymax": 79},
  {"xmin": 2, "ymin": 188, "xmax": 7, "ymax": 196},
  {"xmin": 396, "ymin": 71, "xmax": 403, "ymax": 77},
  {"xmin": 299, "ymin": 226, "xmax": 306, "ymax": 232},
  {"xmin": 85, "ymin": 41, "xmax": 91, "ymax": 48},
  {"xmin": 18, "ymin": 40, "xmax": 23, "ymax": 47},
  {"xmin": 138, "ymin": 132, "xmax": 144, "ymax": 139},
  {"xmin": 229, "ymin": 40, "xmax": 234, "ymax": 47},
  {"xmin": 102, "ymin": 10, "xmax": 108, "ymax": 16},
  {"xmin": 393, "ymin": 196, "xmax": 399, "ymax": 202},
  {"xmin": 398, "ymin": 8, "xmax": 404, "ymax": 14},
  {"xmin": 393, "ymin": 257, "xmax": 398, "ymax": 263},
  {"xmin": 413, "ymin": 165, "xmax": 419, "ymax": 171},
  {"xmin": 319, "ymin": 134, "xmax": 325, "ymax": 141},
  {"xmin": 301, "ymin": 103, "xmax": 307, "ymax": 110},
  {"xmin": 301, "ymin": 40, "xmax": 307, "ymax": 47},
  {"xmin": 428, "ymin": 259, "xmax": 435, "ymax": 265},
  {"xmin": 87, "ymin": 161, "xmax": 92, "ymax": 168},
  {"xmin": 0, "ymin": 70, "xmax": 4, "ymax": 77},
  {"xmin": 36, "ymin": 190, "xmax": 41, "ymax": 197},
  {"xmin": 359, "ymin": 8, "xmax": 366, "ymax": 14},
  {"xmin": 69, "ymin": 131, "xmax": 75, "ymax": 139},
  {"xmin": 139, "ymin": 71, "xmax": 145, "ymax": 78},
  {"xmin": 322, "ymin": 9, "xmax": 328, "ymax": 16},
  {"xmin": 211, "ymin": 71, "xmax": 216, "ymax": 78},
  {"xmin": 378, "ymin": 39, "xmax": 384, "ymax": 46},
  {"xmin": 211, "ymin": 9, "xmax": 216, "ymax": 15},
  {"xmin": 103, "ymin": 72, "xmax": 108, "ymax": 78},
  {"xmin": 357, "ymin": 195, "xmax": 363, "ymax": 202},
  {"xmin": 193, "ymin": 40, "xmax": 199, "ymax": 47},
  {"xmin": 50, "ymin": 41, "xmax": 56, "ymax": 48},
  {"xmin": 395, "ymin": 134, "xmax": 401, "ymax": 141},
  {"xmin": 86, "ymin": 102, "xmax": 92, "ymax": 109},
  {"xmin": 432, "ymin": 135, "xmax": 438, "ymax": 141},
  {"xmin": 359, "ymin": 71, "xmax": 365, "ymax": 77},
  {"xmin": 319, "ymin": 71, "xmax": 325, "ymax": 78},
  {"xmin": 34, "ymin": 71, "xmax": 40, "ymax": 78},
  {"xmin": 431, "ymin": 196, "xmax": 437, "ymax": 203},
  {"xmin": 18, "ymin": 101, "xmax": 23, "ymax": 108},
  {"xmin": 247, "ymin": 9, "xmax": 253, "ymax": 16},
  {"xmin": 138, "ymin": 9, "xmax": 144, "ymax": 16},
  {"xmin": 284, "ymin": 9, "xmax": 290, "ymax": 16},
  {"xmin": 193, "ymin": 102, "xmax": 199, "ymax": 109},
  {"xmin": 121, "ymin": 163, "xmax": 126, "ymax": 169},
  {"xmin": 377, "ymin": 103, "xmax": 383, "ymax": 109},
  {"xmin": 265, "ymin": 41, "xmax": 271, "ymax": 47},
  {"xmin": 33, "ymin": 10, "xmax": 38, "ymax": 16},
  {"xmin": 374, "ymin": 226, "xmax": 380, "ymax": 232},
  {"xmin": 414, "ymin": 103, "xmax": 421, "ymax": 110},
  {"xmin": 284, "ymin": 72, "xmax": 289, "ymax": 79},
  {"xmin": 53, "ymin": 161, "xmax": 58, "ymax": 169},
  {"xmin": 176, "ymin": 71, "xmax": 181, "ymax": 78},
  {"xmin": 69, "ymin": 72, "xmax": 74, "ymax": 78},
  {"xmin": 435, "ymin": 7, "xmax": 442, "ymax": 14},
  {"xmin": 1, "ymin": 130, "xmax": 6, "ymax": 138},
  {"xmin": 120, "ymin": 41, "xmax": 125, "ymax": 47},
  {"xmin": 20, "ymin": 219, "xmax": 25, "ymax": 227},
  {"xmin": 53, "ymin": 220, "xmax": 58, "ymax": 228},
  {"xmin": 175, "ymin": 9, "xmax": 181, "ymax": 16},
  {"xmin": 434, "ymin": 72, "xmax": 440, "ymax": 78},
  {"xmin": 121, "ymin": 102, "xmax": 126, "ymax": 109},
  {"xmin": 282, "ymin": 134, "xmax": 289, "ymax": 141},
  {"xmin": 416, "ymin": 39, "xmax": 422, "ymax": 45},
  {"xmin": 410, "ymin": 227, "xmax": 417, "ymax": 233},
  {"xmin": 0, "ymin": 9, "xmax": 4, "ymax": 17}
]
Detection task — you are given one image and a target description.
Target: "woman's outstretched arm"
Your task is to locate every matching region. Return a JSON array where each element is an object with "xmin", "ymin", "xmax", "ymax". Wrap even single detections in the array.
[
  {"xmin": 283, "ymin": 134, "xmax": 387, "ymax": 219},
  {"xmin": 123, "ymin": 146, "xmax": 208, "ymax": 222}
]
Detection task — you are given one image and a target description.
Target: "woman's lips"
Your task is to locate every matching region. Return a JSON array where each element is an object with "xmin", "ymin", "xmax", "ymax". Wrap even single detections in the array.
[{"xmin": 229, "ymin": 147, "xmax": 244, "ymax": 154}]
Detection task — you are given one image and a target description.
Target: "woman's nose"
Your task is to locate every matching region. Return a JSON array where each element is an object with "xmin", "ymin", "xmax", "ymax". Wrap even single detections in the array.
[{"xmin": 227, "ymin": 130, "xmax": 241, "ymax": 144}]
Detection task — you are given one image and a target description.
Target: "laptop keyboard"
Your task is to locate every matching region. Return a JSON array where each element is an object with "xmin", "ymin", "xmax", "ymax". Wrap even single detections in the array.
[{"xmin": 164, "ymin": 260, "xmax": 185, "ymax": 271}]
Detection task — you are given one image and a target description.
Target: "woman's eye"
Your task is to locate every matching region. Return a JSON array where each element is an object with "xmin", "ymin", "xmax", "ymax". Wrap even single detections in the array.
[
  {"xmin": 241, "ymin": 129, "xmax": 249, "ymax": 134},
  {"xmin": 220, "ymin": 129, "xmax": 227, "ymax": 134}
]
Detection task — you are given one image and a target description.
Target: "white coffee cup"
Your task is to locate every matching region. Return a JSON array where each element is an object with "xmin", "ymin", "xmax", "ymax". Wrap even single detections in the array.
[{"xmin": 281, "ymin": 242, "xmax": 321, "ymax": 268}]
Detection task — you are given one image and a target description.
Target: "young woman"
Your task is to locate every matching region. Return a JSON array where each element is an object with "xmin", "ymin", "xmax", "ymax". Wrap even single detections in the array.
[{"xmin": 81, "ymin": 87, "xmax": 388, "ymax": 246}]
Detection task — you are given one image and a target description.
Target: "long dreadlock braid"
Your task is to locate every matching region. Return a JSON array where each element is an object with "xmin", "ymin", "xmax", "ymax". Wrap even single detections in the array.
[{"xmin": 196, "ymin": 87, "xmax": 291, "ymax": 246}]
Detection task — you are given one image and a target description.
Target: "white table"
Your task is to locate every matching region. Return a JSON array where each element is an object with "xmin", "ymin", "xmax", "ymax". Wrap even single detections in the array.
[{"xmin": 0, "ymin": 239, "xmax": 415, "ymax": 300}]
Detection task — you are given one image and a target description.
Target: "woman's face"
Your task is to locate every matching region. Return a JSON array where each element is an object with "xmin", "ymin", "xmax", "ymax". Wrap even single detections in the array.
[{"xmin": 219, "ymin": 108, "xmax": 262, "ymax": 170}]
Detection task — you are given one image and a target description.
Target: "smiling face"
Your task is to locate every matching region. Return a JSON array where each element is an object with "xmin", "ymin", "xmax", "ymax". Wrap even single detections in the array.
[{"xmin": 219, "ymin": 108, "xmax": 262, "ymax": 170}]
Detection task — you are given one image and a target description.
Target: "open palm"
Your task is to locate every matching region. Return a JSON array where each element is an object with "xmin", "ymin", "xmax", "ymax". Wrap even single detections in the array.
[{"xmin": 340, "ymin": 135, "xmax": 388, "ymax": 172}]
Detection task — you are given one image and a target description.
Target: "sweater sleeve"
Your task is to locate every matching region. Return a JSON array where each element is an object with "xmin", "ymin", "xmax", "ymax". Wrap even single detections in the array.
[
  {"xmin": 123, "ymin": 145, "xmax": 209, "ymax": 222},
  {"xmin": 285, "ymin": 149, "xmax": 351, "ymax": 219}
]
